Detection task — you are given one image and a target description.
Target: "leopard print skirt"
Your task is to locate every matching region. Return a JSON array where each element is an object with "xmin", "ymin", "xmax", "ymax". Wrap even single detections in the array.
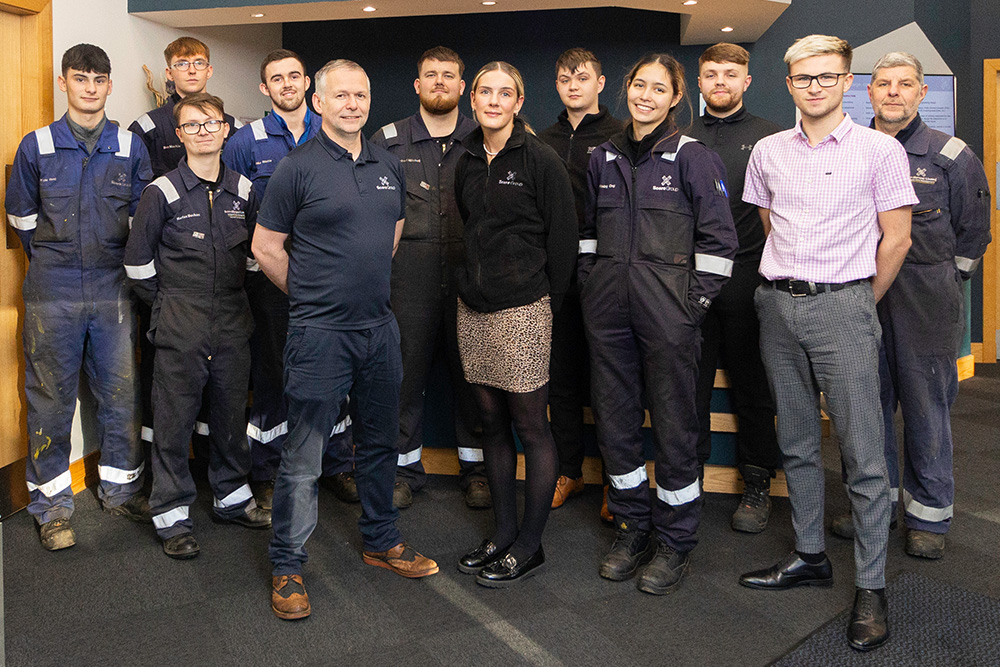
[{"xmin": 457, "ymin": 295, "xmax": 552, "ymax": 393}]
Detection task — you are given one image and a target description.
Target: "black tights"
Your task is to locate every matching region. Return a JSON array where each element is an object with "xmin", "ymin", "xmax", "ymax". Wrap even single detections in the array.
[{"xmin": 471, "ymin": 383, "xmax": 558, "ymax": 562}]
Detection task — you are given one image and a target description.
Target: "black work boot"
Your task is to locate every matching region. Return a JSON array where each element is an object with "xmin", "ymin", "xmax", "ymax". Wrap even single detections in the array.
[
  {"xmin": 636, "ymin": 538, "xmax": 691, "ymax": 595},
  {"xmin": 732, "ymin": 464, "xmax": 771, "ymax": 534},
  {"xmin": 599, "ymin": 520, "xmax": 655, "ymax": 581}
]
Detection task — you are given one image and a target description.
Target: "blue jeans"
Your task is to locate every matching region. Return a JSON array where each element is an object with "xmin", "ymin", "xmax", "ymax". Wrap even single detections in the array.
[{"xmin": 270, "ymin": 320, "xmax": 403, "ymax": 576}]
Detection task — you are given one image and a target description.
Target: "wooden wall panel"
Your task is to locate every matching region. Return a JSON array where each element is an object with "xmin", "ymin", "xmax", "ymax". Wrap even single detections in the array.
[
  {"xmin": 0, "ymin": 2, "xmax": 51, "ymax": 469},
  {"xmin": 985, "ymin": 60, "xmax": 1000, "ymax": 363}
]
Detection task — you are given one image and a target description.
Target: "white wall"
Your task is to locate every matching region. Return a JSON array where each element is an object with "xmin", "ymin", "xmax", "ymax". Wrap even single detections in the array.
[
  {"xmin": 51, "ymin": 0, "xmax": 280, "ymax": 461},
  {"xmin": 52, "ymin": 0, "xmax": 280, "ymax": 130}
]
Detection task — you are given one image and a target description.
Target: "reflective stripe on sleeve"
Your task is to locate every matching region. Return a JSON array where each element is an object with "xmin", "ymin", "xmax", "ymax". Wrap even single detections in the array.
[
  {"xmin": 153, "ymin": 505, "xmax": 189, "ymax": 530},
  {"xmin": 25, "ymin": 470, "xmax": 72, "ymax": 498},
  {"xmin": 136, "ymin": 113, "xmax": 155, "ymax": 134},
  {"xmin": 246, "ymin": 257, "xmax": 261, "ymax": 272},
  {"xmin": 116, "ymin": 127, "xmax": 132, "ymax": 158},
  {"xmin": 331, "ymin": 415, "xmax": 352, "ymax": 436},
  {"xmin": 660, "ymin": 135, "xmax": 699, "ymax": 162},
  {"xmin": 233, "ymin": 117, "xmax": 244, "ymax": 129},
  {"xmin": 458, "ymin": 447, "xmax": 484, "ymax": 463},
  {"xmin": 656, "ymin": 479, "xmax": 700, "ymax": 506},
  {"xmin": 956, "ymin": 256, "xmax": 979, "ymax": 273},
  {"xmin": 247, "ymin": 420, "xmax": 287, "ymax": 445},
  {"xmin": 237, "ymin": 174, "xmax": 252, "ymax": 201},
  {"xmin": 35, "ymin": 126, "xmax": 55, "ymax": 155},
  {"xmin": 214, "ymin": 483, "xmax": 252, "ymax": 509},
  {"xmin": 251, "ymin": 118, "xmax": 267, "ymax": 141},
  {"xmin": 98, "ymin": 462, "xmax": 144, "ymax": 485},
  {"xmin": 694, "ymin": 253, "xmax": 734, "ymax": 277},
  {"xmin": 125, "ymin": 260, "xmax": 156, "ymax": 280},
  {"xmin": 940, "ymin": 136, "xmax": 967, "ymax": 162},
  {"xmin": 141, "ymin": 426, "xmax": 154, "ymax": 443},
  {"xmin": 381, "ymin": 122, "xmax": 397, "ymax": 140},
  {"xmin": 902, "ymin": 489, "xmax": 953, "ymax": 523},
  {"xmin": 194, "ymin": 421, "xmax": 210, "ymax": 436},
  {"xmin": 608, "ymin": 465, "xmax": 648, "ymax": 490},
  {"xmin": 398, "ymin": 446, "xmax": 422, "ymax": 466},
  {"xmin": 7, "ymin": 213, "xmax": 38, "ymax": 230},
  {"xmin": 579, "ymin": 239, "xmax": 597, "ymax": 254},
  {"xmin": 605, "ymin": 151, "xmax": 617, "ymax": 162},
  {"xmin": 152, "ymin": 176, "xmax": 181, "ymax": 204}
]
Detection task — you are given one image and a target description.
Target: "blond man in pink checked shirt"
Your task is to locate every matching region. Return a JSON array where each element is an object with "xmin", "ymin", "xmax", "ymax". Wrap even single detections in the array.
[{"xmin": 737, "ymin": 35, "xmax": 918, "ymax": 653}]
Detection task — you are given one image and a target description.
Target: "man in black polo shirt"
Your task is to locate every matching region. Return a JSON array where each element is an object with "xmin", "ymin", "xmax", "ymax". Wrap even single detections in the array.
[
  {"xmin": 686, "ymin": 43, "xmax": 782, "ymax": 533},
  {"xmin": 254, "ymin": 59, "xmax": 439, "ymax": 621},
  {"xmin": 538, "ymin": 48, "xmax": 622, "ymax": 516},
  {"xmin": 370, "ymin": 46, "xmax": 485, "ymax": 510}
]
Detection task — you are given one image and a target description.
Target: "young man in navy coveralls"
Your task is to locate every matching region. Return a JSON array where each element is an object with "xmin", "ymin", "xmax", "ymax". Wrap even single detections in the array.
[
  {"xmin": 254, "ymin": 61, "xmax": 438, "ymax": 622},
  {"xmin": 370, "ymin": 46, "xmax": 486, "ymax": 510},
  {"xmin": 5, "ymin": 44, "xmax": 152, "ymax": 550},
  {"xmin": 224, "ymin": 49, "xmax": 355, "ymax": 510},
  {"xmin": 125, "ymin": 93, "xmax": 270, "ymax": 560}
]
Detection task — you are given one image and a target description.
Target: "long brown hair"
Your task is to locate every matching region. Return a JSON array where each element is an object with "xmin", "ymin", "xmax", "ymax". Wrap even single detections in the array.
[{"xmin": 620, "ymin": 53, "xmax": 692, "ymax": 143}]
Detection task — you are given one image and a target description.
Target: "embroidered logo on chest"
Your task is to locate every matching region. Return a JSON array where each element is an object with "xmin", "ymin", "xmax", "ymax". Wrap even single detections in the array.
[
  {"xmin": 111, "ymin": 172, "xmax": 130, "ymax": 188},
  {"xmin": 498, "ymin": 171, "xmax": 523, "ymax": 187},
  {"xmin": 227, "ymin": 200, "xmax": 245, "ymax": 220},
  {"xmin": 653, "ymin": 175, "xmax": 679, "ymax": 192},
  {"xmin": 377, "ymin": 175, "xmax": 397, "ymax": 191},
  {"xmin": 911, "ymin": 167, "xmax": 937, "ymax": 185}
]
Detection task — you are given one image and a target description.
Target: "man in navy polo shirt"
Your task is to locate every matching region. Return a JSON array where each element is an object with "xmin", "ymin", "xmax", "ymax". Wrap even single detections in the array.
[{"xmin": 254, "ymin": 60, "xmax": 439, "ymax": 622}]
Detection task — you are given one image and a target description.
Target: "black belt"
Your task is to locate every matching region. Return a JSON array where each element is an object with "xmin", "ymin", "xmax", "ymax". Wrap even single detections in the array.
[{"xmin": 764, "ymin": 278, "xmax": 867, "ymax": 297}]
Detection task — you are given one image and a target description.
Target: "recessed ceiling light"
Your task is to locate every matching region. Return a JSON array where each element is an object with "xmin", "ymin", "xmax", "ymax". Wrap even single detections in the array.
[
  {"xmin": 482, "ymin": 1, "xmax": 497, "ymax": 5},
  {"xmin": 251, "ymin": 12, "xmax": 264, "ymax": 17},
  {"xmin": 682, "ymin": 1, "xmax": 697, "ymax": 5},
  {"xmin": 721, "ymin": 26, "xmax": 734, "ymax": 32},
  {"xmin": 363, "ymin": 5, "xmax": 376, "ymax": 11}
]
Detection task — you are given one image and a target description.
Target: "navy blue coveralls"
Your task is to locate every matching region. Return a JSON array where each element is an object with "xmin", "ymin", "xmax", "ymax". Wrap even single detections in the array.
[
  {"xmin": 580, "ymin": 131, "xmax": 737, "ymax": 551},
  {"xmin": 877, "ymin": 115, "xmax": 991, "ymax": 534},
  {"xmin": 370, "ymin": 112, "xmax": 485, "ymax": 490},
  {"xmin": 124, "ymin": 160, "xmax": 258, "ymax": 539},
  {"xmin": 128, "ymin": 94, "xmax": 242, "ymax": 447},
  {"xmin": 223, "ymin": 109, "xmax": 353, "ymax": 483},
  {"xmin": 5, "ymin": 116, "xmax": 151, "ymax": 524}
]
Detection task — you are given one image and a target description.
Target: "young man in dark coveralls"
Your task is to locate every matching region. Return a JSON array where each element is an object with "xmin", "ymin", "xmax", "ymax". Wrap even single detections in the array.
[
  {"xmin": 224, "ymin": 49, "xmax": 355, "ymax": 511},
  {"xmin": 687, "ymin": 44, "xmax": 782, "ymax": 533},
  {"xmin": 254, "ymin": 61, "xmax": 438, "ymax": 622},
  {"xmin": 128, "ymin": 37, "xmax": 242, "ymax": 457},
  {"xmin": 125, "ymin": 93, "xmax": 270, "ymax": 560},
  {"xmin": 370, "ymin": 46, "xmax": 486, "ymax": 510},
  {"xmin": 538, "ymin": 48, "xmax": 622, "ymax": 518},
  {"xmin": 5, "ymin": 44, "xmax": 153, "ymax": 550},
  {"xmin": 828, "ymin": 52, "xmax": 991, "ymax": 560}
]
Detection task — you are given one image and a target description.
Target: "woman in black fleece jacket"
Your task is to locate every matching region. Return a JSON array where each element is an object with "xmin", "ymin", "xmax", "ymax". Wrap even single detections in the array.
[{"xmin": 453, "ymin": 61, "xmax": 577, "ymax": 587}]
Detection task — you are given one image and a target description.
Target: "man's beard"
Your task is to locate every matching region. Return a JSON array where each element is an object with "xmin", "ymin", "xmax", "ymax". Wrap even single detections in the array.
[
  {"xmin": 272, "ymin": 92, "xmax": 304, "ymax": 113},
  {"xmin": 705, "ymin": 91, "xmax": 739, "ymax": 114},
  {"xmin": 421, "ymin": 91, "xmax": 459, "ymax": 115}
]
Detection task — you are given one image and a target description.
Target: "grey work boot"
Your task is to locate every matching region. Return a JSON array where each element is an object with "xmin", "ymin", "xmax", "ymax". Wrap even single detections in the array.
[{"xmin": 732, "ymin": 465, "xmax": 772, "ymax": 534}]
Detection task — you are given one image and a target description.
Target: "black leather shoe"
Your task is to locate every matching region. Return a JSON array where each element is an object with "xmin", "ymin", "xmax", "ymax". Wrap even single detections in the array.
[
  {"xmin": 458, "ymin": 539, "xmax": 504, "ymax": 574},
  {"xmin": 600, "ymin": 521, "xmax": 655, "ymax": 581},
  {"xmin": 163, "ymin": 533, "xmax": 200, "ymax": 560},
  {"xmin": 321, "ymin": 472, "xmax": 360, "ymax": 503},
  {"xmin": 393, "ymin": 481, "xmax": 413, "ymax": 509},
  {"xmin": 636, "ymin": 540, "xmax": 690, "ymax": 595},
  {"xmin": 215, "ymin": 503, "xmax": 271, "ymax": 529},
  {"xmin": 739, "ymin": 551, "xmax": 833, "ymax": 590},
  {"xmin": 847, "ymin": 588, "xmax": 889, "ymax": 651},
  {"xmin": 476, "ymin": 547, "xmax": 545, "ymax": 588}
]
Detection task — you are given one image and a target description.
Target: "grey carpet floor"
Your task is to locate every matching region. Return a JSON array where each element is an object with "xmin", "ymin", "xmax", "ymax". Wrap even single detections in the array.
[{"xmin": 4, "ymin": 364, "xmax": 1000, "ymax": 666}]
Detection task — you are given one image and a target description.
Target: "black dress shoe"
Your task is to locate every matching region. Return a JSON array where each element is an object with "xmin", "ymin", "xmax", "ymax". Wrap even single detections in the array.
[
  {"xmin": 163, "ymin": 533, "xmax": 200, "ymax": 560},
  {"xmin": 739, "ymin": 551, "xmax": 833, "ymax": 590},
  {"xmin": 476, "ymin": 547, "xmax": 545, "ymax": 588},
  {"xmin": 847, "ymin": 588, "xmax": 889, "ymax": 651},
  {"xmin": 458, "ymin": 539, "xmax": 504, "ymax": 574}
]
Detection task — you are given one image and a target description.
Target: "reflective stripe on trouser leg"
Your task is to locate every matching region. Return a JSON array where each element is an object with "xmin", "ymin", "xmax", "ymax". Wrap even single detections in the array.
[
  {"xmin": 153, "ymin": 505, "xmax": 191, "ymax": 534},
  {"xmin": 214, "ymin": 483, "xmax": 253, "ymax": 510}
]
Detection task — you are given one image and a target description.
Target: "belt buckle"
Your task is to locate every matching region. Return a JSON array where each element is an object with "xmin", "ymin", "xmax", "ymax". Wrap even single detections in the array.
[{"xmin": 788, "ymin": 280, "xmax": 810, "ymax": 297}]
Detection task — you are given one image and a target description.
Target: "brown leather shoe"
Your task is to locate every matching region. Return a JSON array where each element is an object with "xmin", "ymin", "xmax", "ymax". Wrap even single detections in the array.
[
  {"xmin": 551, "ymin": 475, "xmax": 585, "ymax": 509},
  {"xmin": 600, "ymin": 485, "xmax": 614, "ymax": 524},
  {"xmin": 363, "ymin": 542, "xmax": 439, "ymax": 578},
  {"xmin": 272, "ymin": 574, "xmax": 310, "ymax": 620}
]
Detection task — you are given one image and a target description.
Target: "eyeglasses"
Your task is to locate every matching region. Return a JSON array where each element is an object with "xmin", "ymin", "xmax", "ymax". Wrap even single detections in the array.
[
  {"xmin": 170, "ymin": 59, "xmax": 210, "ymax": 72},
  {"xmin": 788, "ymin": 72, "xmax": 849, "ymax": 89},
  {"xmin": 179, "ymin": 119, "xmax": 225, "ymax": 135}
]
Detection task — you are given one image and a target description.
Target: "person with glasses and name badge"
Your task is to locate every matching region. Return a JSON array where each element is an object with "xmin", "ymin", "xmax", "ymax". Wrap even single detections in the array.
[
  {"xmin": 125, "ymin": 93, "xmax": 270, "ymax": 560},
  {"xmin": 738, "ymin": 35, "xmax": 917, "ymax": 652}
]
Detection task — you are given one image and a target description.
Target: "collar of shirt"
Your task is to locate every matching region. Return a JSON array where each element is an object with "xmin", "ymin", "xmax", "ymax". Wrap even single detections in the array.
[
  {"xmin": 556, "ymin": 105, "xmax": 611, "ymax": 131},
  {"xmin": 793, "ymin": 112, "xmax": 854, "ymax": 146},
  {"xmin": 460, "ymin": 115, "xmax": 528, "ymax": 159},
  {"xmin": 177, "ymin": 157, "xmax": 242, "ymax": 196},
  {"xmin": 316, "ymin": 128, "xmax": 378, "ymax": 163},
  {"xmin": 409, "ymin": 111, "xmax": 477, "ymax": 145},
  {"xmin": 53, "ymin": 113, "xmax": 125, "ymax": 153},
  {"xmin": 701, "ymin": 104, "xmax": 748, "ymax": 126},
  {"xmin": 268, "ymin": 108, "xmax": 317, "ymax": 146},
  {"xmin": 868, "ymin": 113, "xmax": 926, "ymax": 154}
]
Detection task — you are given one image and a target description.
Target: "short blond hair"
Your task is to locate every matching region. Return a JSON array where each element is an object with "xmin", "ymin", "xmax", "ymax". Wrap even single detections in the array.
[{"xmin": 784, "ymin": 35, "xmax": 852, "ymax": 71}]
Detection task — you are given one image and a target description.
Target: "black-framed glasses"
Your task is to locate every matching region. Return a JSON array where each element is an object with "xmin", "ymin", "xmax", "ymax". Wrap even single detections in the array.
[
  {"xmin": 179, "ymin": 119, "xmax": 225, "ymax": 135},
  {"xmin": 170, "ymin": 59, "xmax": 210, "ymax": 72},
  {"xmin": 788, "ymin": 72, "xmax": 849, "ymax": 89}
]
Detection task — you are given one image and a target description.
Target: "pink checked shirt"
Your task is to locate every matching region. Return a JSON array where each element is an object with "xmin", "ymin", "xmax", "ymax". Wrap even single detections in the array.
[{"xmin": 743, "ymin": 113, "xmax": 918, "ymax": 283}]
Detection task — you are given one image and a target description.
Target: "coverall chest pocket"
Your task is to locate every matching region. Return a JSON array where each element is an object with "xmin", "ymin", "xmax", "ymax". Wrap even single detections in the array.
[
  {"xmin": 402, "ymin": 179, "xmax": 433, "ymax": 239},
  {"xmin": 163, "ymin": 211, "xmax": 210, "ymax": 253},
  {"xmin": 910, "ymin": 185, "xmax": 951, "ymax": 263},
  {"xmin": 634, "ymin": 197, "xmax": 694, "ymax": 266},
  {"xmin": 37, "ymin": 186, "xmax": 77, "ymax": 243},
  {"xmin": 101, "ymin": 182, "xmax": 132, "ymax": 245},
  {"xmin": 595, "ymin": 189, "xmax": 625, "ymax": 258}
]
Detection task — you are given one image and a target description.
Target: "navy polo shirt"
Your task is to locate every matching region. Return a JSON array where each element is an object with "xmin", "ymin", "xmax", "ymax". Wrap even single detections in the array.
[{"xmin": 257, "ymin": 129, "xmax": 406, "ymax": 330}]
